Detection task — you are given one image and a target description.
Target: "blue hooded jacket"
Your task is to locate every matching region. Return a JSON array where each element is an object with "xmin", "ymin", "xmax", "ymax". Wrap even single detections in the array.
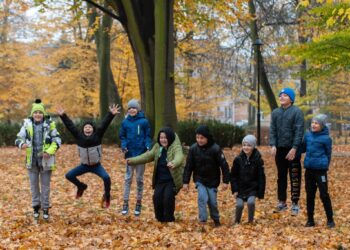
[
  {"xmin": 119, "ymin": 111, "xmax": 152, "ymax": 158},
  {"xmin": 301, "ymin": 126, "xmax": 332, "ymax": 170}
]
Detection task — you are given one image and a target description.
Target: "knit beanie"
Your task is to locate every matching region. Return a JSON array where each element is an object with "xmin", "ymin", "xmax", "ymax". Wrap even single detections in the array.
[
  {"xmin": 312, "ymin": 114, "xmax": 327, "ymax": 129},
  {"xmin": 127, "ymin": 99, "xmax": 141, "ymax": 111},
  {"xmin": 279, "ymin": 88, "xmax": 295, "ymax": 103},
  {"xmin": 242, "ymin": 134, "xmax": 257, "ymax": 148},
  {"xmin": 30, "ymin": 99, "xmax": 47, "ymax": 116},
  {"xmin": 82, "ymin": 120, "xmax": 96, "ymax": 133}
]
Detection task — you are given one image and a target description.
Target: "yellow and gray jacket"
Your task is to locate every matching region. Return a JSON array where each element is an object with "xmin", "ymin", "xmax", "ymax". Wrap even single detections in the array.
[{"xmin": 15, "ymin": 117, "xmax": 61, "ymax": 170}]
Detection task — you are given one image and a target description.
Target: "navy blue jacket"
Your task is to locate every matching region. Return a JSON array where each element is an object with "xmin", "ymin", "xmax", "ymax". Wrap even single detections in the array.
[
  {"xmin": 119, "ymin": 112, "xmax": 152, "ymax": 158},
  {"xmin": 301, "ymin": 127, "xmax": 332, "ymax": 170}
]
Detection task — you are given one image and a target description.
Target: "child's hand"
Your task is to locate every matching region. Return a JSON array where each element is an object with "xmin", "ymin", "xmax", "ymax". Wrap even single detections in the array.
[
  {"xmin": 109, "ymin": 104, "xmax": 121, "ymax": 115},
  {"xmin": 122, "ymin": 148, "xmax": 128, "ymax": 153},
  {"xmin": 183, "ymin": 184, "xmax": 189, "ymax": 192},
  {"xmin": 167, "ymin": 162, "xmax": 175, "ymax": 169},
  {"xmin": 43, "ymin": 152, "xmax": 50, "ymax": 160},
  {"xmin": 56, "ymin": 106, "xmax": 65, "ymax": 116},
  {"xmin": 222, "ymin": 183, "xmax": 229, "ymax": 190},
  {"xmin": 233, "ymin": 192, "xmax": 238, "ymax": 198},
  {"xmin": 21, "ymin": 143, "xmax": 29, "ymax": 149}
]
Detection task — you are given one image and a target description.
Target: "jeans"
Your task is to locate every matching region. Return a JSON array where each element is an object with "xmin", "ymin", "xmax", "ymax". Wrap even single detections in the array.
[
  {"xmin": 196, "ymin": 182, "xmax": 220, "ymax": 222},
  {"xmin": 153, "ymin": 181, "xmax": 176, "ymax": 222},
  {"xmin": 275, "ymin": 147, "xmax": 302, "ymax": 204},
  {"xmin": 123, "ymin": 164, "xmax": 145, "ymax": 202},
  {"xmin": 65, "ymin": 163, "xmax": 111, "ymax": 198},
  {"xmin": 235, "ymin": 196, "xmax": 256, "ymax": 223},
  {"xmin": 305, "ymin": 169, "xmax": 333, "ymax": 222},
  {"xmin": 28, "ymin": 168, "xmax": 52, "ymax": 209}
]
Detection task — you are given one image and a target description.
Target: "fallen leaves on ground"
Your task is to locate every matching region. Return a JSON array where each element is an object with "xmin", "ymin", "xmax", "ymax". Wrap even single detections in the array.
[{"xmin": 0, "ymin": 145, "xmax": 350, "ymax": 249}]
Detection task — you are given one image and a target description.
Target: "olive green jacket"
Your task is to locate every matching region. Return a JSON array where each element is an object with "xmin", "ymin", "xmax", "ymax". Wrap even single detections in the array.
[{"xmin": 128, "ymin": 134, "xmax": 184, "ymax": 193}]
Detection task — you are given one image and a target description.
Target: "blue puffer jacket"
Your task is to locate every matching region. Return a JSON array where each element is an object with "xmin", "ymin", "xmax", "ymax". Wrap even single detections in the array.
[
  {"xmin": 119, "ymin": 112, "xmax": 152, "ymax": 158},
  {"xmin": 301, "ymin": 126, "xmax": 332, "ymax": 170}
]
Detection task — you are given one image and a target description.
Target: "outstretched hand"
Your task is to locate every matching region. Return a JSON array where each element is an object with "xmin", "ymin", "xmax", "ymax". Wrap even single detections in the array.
[
  {"xmin": 56, "ymin": 105, "xmax": 65, "ymax": 116},
  {"xmin": 109, "ymin": 104, "xmax": 121, "ymax": 115}
]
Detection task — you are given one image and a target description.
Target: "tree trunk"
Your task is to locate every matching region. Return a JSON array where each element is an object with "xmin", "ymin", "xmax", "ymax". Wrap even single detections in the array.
[{"xmin": 249, "ymin": 0, "xmax": 278, "ymax": 111}]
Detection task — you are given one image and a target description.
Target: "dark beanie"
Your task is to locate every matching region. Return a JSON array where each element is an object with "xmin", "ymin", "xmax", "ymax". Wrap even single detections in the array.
[
  {"xmin": 195, "ymin": 125, "xmax": 214, "ymax": 146},
  {"xmin": 82, "ymin": 120, "xmax": 96, "ymax": 133},
  {"xmin": 157, "ymin": 127, "xmax": 176, "ymax": 146}
]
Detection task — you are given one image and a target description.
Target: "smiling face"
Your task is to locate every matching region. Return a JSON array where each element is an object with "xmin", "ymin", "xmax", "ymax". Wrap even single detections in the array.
[
  {"xmin": 83, "ymin": 124, "xmax": 94, "ymax": 136},
  {"xmin": 311, "ymin": 121, "xmax": 322, "ymax": 132},
  {"xmin": 32, "ymin": 111, "xmax": 44, "ymax": 122},
  {"xmin": 159, "ymin": 132, "xmax": 168, "ymax": 148},
  {"xmin": 242, "ymin": 142, "xmax": 254, "ymax": 156},
  {"xmin": 128, "ymin": 107, "xmax": 138, "ymax": 117},
  {"xmin": 196, "ymin": 134, "xmax": 208, "ymax": 147},
  {"xmin": 279, "ymin": 93, "xmax": 292, "ymax": 107}
]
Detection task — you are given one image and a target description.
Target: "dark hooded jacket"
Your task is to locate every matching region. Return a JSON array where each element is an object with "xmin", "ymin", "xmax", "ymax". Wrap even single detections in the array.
[
  {"xmin": 230, "ymin": 149, "xmax": 266, "ymax": 199},
  {"xmin": 59, "ymin": 112, "xmax": 115, "ymax": 165},
  {"xmin": 183, "ymin": 126, "xmax": 230, "ymax": 188}
]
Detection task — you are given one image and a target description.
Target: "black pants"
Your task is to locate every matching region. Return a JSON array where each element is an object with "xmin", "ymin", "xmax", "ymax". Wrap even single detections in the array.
[
  {"xmin": 305, "ymin": 169, "xmax": 333, "ymax": 222},
  {"xmin": 153, "ymin": 181, "xmax": 176, "ymax": 222},
  {"xmin": 276, "ymin": 147, "xmax": 301, "ymax": 203}
]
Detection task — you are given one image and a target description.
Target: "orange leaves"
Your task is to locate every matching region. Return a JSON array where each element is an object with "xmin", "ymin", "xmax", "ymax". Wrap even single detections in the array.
[{"xmin": 0, "ymin": 145, "xmax": 350, "ymax": 248}]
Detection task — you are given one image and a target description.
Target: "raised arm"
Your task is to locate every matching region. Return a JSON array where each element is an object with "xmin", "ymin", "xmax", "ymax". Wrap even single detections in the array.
[
  {"xmin": 96, "ymin": 104, "xmax": 121, "ymax": 137},
  {"xmin": 56, "ymin": 106, "xmax": 80, "ymax": 139}
]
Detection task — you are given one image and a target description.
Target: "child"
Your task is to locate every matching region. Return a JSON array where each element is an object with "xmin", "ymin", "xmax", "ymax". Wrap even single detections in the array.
[
  {"xmin": 119, "ymin": 99, "xmax": 152, "ymax": 216},
  {"xmin": 230, "ymin": 135, "xmax": 265, "ymax": 224},
  {"xmin": 183, "ymin": 125, "xmax": 230, "ymax": 227},
  {"xmin": 302, "ymin": 114, "xmax": 335, "ymax": 228},
  {"xmin": 15, "ymin": 99, "xmax": 61, "ymax": 220},
  {"xmin": 57, "ymin": 104, "xmax": 120, "ymax": 208},
  {"xmin": 269, "ymin": 88, "xmax": 304, "ymax": 215},
  {"xmin": 127, "ymin": 127, "xmax": 184, "ymax": 222}
]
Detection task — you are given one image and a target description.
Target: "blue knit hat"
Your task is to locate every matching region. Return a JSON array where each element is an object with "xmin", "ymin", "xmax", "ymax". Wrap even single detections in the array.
[{"xmin": 279, "ymin": 88, "xmax": 295, "ymax": 103}]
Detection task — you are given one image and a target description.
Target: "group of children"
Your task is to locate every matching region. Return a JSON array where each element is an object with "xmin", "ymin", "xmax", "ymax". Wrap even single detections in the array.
[{"xmin": 15, "ymin": 89, "xmax": 335, "ymax": 228}]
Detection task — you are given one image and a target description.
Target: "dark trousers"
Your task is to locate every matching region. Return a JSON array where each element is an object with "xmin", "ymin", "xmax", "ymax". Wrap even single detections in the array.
[
  {"xmin": 305, "ymin": 169, "xmax": 333, "ymax": 222},
  {"xmin": 276, "ymin": 147, "xmax": 301, "ymax": 203},
  {"xmin": 153, "ymin": 181, "xmax": 176, "ymax": 222},
  {"xmin": 65, "ymin": 163, "xmax": 111, "ymax": 198}
]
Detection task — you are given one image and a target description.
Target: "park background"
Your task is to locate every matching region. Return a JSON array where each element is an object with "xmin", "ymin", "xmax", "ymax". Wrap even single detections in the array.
[{"xmin": 1, "ymin": 0, "xmax": 350, "ymax": 249}]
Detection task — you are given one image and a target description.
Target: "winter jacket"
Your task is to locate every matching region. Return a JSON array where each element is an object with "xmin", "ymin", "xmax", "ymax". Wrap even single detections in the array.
[
  {"xmin": 230, "ymin": 149, "xmax": 266, "ymax": 199},
  {"xmin": 127, "ymin": 134, "xmax": 184, "ymax": 193},
  {"xmin": 183, "ymin": 142, "xmax": 230, "ymax": 188},
  {"xmin": 119, "ymin": 112, "xmax": 152, "ymax": 158},
  {"xmin": 270, "ymin": 105, "xmax": 304, "ymax": 149},
  {"xmin": 301, "ymin": 126, "xmax": 332, "ymax": 170},
  {"xmin": 59, "ymin": 112, "xmax": 115, "ymax": 166},
  {"xmin": 15, "ymin": 117, "xmax": 61, "ymax": 171}
]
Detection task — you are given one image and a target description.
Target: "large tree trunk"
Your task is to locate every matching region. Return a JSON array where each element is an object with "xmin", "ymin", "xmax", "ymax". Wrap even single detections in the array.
[{"xmin": 249, "ymin": 0, "xmax": 278, "ymax": 111}]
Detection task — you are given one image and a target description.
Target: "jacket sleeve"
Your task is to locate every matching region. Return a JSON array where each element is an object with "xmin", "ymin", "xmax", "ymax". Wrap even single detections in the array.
[
  {"xmin": 325, "ymin": 137, "xmax": 332, "ymax": 166},
  {"xmin": 217, "ymin": 149, "xmax": 230, "ymax": 184},
  {"xmin": 119, "ymin": 121, "xmax": 128, "ymax": 150},
  {"xmin": 169, "ymin": 144, "xmax": 184, "ymax": 169},
  {"xmin": 293, "ymin": 109, "xmax": 305, "ymax": 149},
  {"xmin": 45, "ymin": 121, "xmax": 61, "ymax": 155},
  {"xmin": 269, "ymin": 110, "xmax": 277, "ymax": 146},
  {"xmin": 144, "ymin": 120, "xmax": 153, "ymax": 150},
  {"xmin": 183, "ymin": 148, "xmax": 194, "ymax": 184},
  {"xmin": 257, "ymin": 159, "xmax": 266, "ymax": 199},
  {"xmin": 96, "ymin": 112, "xmax": 115, "ymax": 137},
  {"xmin": 230, "ymin": 158, "xmax": 239, "ymax": 194},
  {"xmin": 15, "ymin": 121, "xmax": 28, "ymax": 148},
  {"xmin": 60, "ymin": 113, "xmax": 80, "ymax": 139},
  {"xmin": 128, "ymin": 144, "xmax": 156, "ymax": 165}
]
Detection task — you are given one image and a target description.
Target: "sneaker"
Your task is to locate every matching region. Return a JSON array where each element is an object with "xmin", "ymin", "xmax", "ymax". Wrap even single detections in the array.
[
  {"xmin": 121, "ymin": 202, "xmax": 129, "ymax": 215},
  {"xmin": 291, "ymin": 203, "xmax": 300, "ymax": 216},
  {"xmin": 43, "ymin": 209, "xmax": 49, "ymax": 220},
  {"xmin": 327, "ymin": 220, "xmax": 335, "ymax": 228},
  {"xmin": 101, "ymin": 195, "xmax": 110, "ymax": 208},
  {"xmin": 134, "ymin": 203, "xmax": 142, "ymax": 216},
  {"xmin": 76, "ymin": 184, "xmax": 88, "ymax": 199},
  {"xmin": 305, "ymin": 221, "xmax": 315, "ymax": 227},
  {"xmin": 275, "ymin": 202, "xmax": 288, "ymax": 212},
  {"xmin": 33, "ymin": 205, "xmax": 40, "ymax": 219},
  {"xmin": 214, "ymin": 220, "xmax": 221, "ymax": 227}
]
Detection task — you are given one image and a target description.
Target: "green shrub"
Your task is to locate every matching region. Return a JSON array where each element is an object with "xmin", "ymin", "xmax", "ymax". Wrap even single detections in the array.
[
  {"xmin": 0, "ymin": 123, "xmax": 21, "ymax": 146},
  {"xmin": 177, "ymin": 119, "xmax": 245, "ymax": 147}
]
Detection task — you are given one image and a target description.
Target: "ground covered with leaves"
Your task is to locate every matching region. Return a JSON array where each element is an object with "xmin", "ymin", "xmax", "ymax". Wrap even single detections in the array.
[{"xmin": 0, "ymin": 145, "xmax": 349, "ymax": 249}]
